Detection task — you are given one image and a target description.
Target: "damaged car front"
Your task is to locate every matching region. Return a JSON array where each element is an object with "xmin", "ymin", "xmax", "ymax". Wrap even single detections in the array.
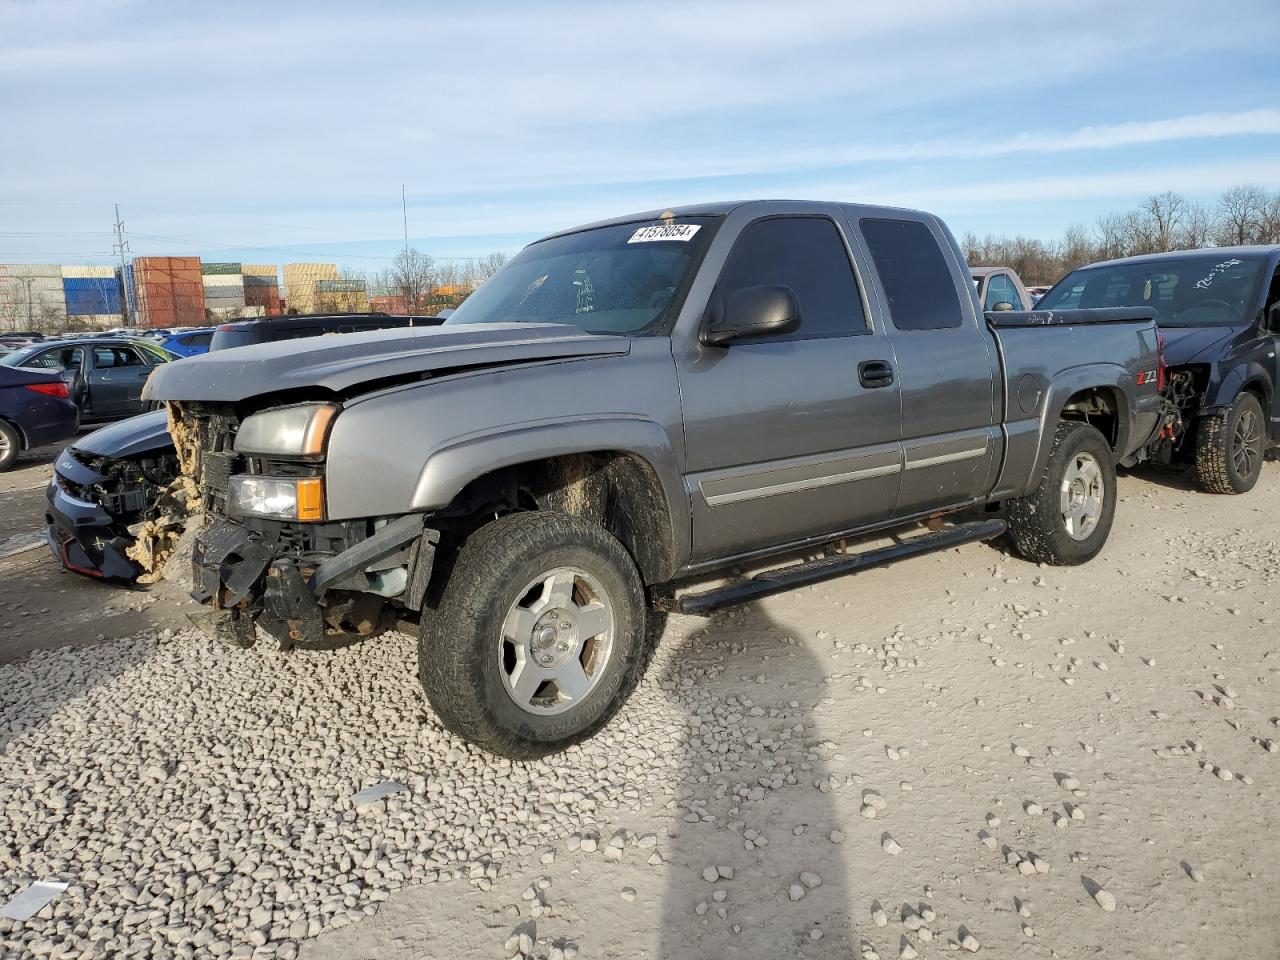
[
  {"xmin": 45, "ymin": 410, "xmax": 184, "ymax": 580},
  {"xmin": 142, "ymin": 322, "xmax": 634, "ymax": 650},
  {"xmin": 171, "ymin": 398, "xmax": 432, "ymax": 648}
]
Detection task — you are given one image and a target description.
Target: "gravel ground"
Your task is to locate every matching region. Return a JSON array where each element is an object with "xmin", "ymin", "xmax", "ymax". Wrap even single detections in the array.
[{"xmin": 2, "ymin": 464, "xmax": 1280, "ymax": 959}]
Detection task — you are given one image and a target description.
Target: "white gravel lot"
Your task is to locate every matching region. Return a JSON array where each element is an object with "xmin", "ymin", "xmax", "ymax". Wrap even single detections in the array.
[{"xmin": 3, "ymin": 467, "xmax": 1280, "ymax": 959}]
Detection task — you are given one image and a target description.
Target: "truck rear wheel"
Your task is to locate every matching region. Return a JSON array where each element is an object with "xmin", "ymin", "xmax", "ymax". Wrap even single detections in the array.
[
  {"xmin": 418, "ymin": 511, "xmax": 648, "ymax": 759},
  {"xmin": 1195, "ymin": 392, "xmax": 1265, "ymax": 494},
  {"xmin": 1005, "ymin": 421, "xmax": 1115, "ymax": 565}
]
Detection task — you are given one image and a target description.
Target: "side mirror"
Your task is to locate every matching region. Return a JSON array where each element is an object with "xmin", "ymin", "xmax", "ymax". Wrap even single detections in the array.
[
  {"xmin": 702, "ymin": 284, "xmax": 800, "ymax": 346},
  {"xmin": 991, "ymin": 300, "xmax": 1017, "ymax": 312}
]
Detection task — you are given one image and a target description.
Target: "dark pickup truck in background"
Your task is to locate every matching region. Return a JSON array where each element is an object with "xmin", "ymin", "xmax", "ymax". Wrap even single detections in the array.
[
  {"xmin": 143, "ymin": 199, "xmax": 1164, "ymax": 758},
  {"xmin": 1038, "ymin": 246, "xmax": 1280, "ymax": 493}
]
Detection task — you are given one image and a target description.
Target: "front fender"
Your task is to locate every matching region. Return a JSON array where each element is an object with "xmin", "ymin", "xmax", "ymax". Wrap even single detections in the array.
[
  {"xmin": 1204, "ymin": 360, "xmax": 1272, "ymax": 416},
  {"xmin": 408, "ymin": 415, "xmax": 690, "ymax": 572}
]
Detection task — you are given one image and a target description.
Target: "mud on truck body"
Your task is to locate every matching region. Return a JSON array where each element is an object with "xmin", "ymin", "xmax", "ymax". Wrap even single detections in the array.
[{"xmin": 145, "ymin": 200, "xmax": 1164, "ymax": 758}]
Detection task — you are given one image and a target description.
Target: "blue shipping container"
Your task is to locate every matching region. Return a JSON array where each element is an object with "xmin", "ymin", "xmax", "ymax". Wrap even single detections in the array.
[{"xmin": 63, "ymin": 277, "xmax": 122, "ymax": 315}]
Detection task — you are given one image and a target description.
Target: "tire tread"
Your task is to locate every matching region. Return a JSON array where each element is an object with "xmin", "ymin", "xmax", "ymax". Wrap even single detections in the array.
[{"xmin": 418, "ymin": 511, "xmax": 648, "ymax": 759}]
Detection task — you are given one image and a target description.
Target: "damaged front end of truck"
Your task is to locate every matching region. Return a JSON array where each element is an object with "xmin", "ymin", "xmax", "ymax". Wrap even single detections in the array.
[{"xmin": 168, "ymin": 400, "xmax": 438, "ymax": 650}]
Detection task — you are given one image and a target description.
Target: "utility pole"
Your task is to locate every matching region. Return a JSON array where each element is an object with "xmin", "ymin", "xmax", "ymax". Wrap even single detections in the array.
[
  {"xmin": 401, "ymin": 184, "xmax": 409, "ymax": 256},
  {"xmin": 112, "ymin": 203, "xmax": 132, "ymax": 327}
]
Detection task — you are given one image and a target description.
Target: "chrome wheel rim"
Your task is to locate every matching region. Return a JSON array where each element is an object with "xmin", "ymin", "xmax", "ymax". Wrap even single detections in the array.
[
  {"xmin": 499, "ymin": 566, "xmax": 615, "ymax": 716},
  {"xmin": 1233, "ymin": 408, "xmax": 1262, "ymax": 478},
  {"xmin": 1060, "ymin": 451, "xmax": 1104, "ymax": 541},
  {"xmin": 0, "ymin": 430, "xmax": 10, "ymax": 460}
]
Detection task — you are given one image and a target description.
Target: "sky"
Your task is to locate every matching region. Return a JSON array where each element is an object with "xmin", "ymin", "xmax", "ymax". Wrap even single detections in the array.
[{"xmin": 1, "ymin": 0, "xmax": 1279, "ymax": 270}]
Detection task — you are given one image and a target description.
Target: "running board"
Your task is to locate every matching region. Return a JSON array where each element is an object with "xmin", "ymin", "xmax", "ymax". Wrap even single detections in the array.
[{"xmin": 669, "ymin": 518, "xmax": 1007, "ymax": 616}]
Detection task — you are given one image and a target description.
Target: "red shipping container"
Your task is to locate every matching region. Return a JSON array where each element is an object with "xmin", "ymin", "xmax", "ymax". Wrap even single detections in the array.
[{"xmin": 132, "ymin": 256, "xmax": 206, "ymax": 327}]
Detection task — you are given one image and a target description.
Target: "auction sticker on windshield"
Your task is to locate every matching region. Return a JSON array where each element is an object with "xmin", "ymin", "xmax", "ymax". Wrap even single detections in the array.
[{"xmin": 629, "ymin": 223, "xmax": 701, "ymax": 243}]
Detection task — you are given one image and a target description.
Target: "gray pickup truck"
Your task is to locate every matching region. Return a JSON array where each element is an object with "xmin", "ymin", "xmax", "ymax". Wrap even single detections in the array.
[{"xmin": 145, "ymin": 200, "xmax": 1163, "ymax": 758}]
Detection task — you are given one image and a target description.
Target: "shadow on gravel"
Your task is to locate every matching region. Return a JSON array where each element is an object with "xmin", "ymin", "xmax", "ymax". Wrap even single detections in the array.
[
  {"xmin": 0, "ymin": 594, "xmax": 166, "ymax": 754},
  {"xmin": 1115, "ymin": 462, "xmax": 1205, "ymax": 494},
  {"xmin": 655, "ymin": 600, "xmax": 850, "ymax": 959}
]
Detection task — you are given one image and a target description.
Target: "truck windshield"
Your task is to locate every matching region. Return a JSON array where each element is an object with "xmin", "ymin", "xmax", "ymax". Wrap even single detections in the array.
[
  {"xmin": 1038, "ymin": 254, "xmax": 1267, "ymax": 327},
  {"xmin": 444, "ymin": 217, "xmax": 718, "ymax": 335}
]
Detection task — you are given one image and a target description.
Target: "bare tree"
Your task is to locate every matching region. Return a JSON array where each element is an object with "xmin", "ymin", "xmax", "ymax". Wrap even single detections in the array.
[
  {"xmin": 1178, "ymin": 201, "xmax": 1215, "ymax": 249},
  {"xmin": 1094, "ymin": 212, "xmax": 1130, "ymax": 261},
  {"xmin": 1060, "ymin": 223, "xmax": 1097, "ymax": 272},
  {"xmin": 1215, "ymin": 184, "xmax": 1269, "ymax": 246},
  {"xmin": 473, "ymin": 251, "xmax": 508, "ymax": 284},
  {"xmin": 391, "ymin": 248, "xmax": 436, "ymax": 314},
  {"xmin": 1263, "ymin": 193, "xmax": 1280, "ymax": 245},
  {"xmin": 1135, "ymin": 192, "xmax": 1186, "ymax": 253}
]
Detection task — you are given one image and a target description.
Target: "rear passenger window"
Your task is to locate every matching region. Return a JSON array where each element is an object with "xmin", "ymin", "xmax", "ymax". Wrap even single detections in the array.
[
  {"xmin": 861, "ymin": 218, "xmax": 963, "ymax": 330},
  {"xmin": 716, "ymin": 216, "xmax": 867, "ymax": 339}
]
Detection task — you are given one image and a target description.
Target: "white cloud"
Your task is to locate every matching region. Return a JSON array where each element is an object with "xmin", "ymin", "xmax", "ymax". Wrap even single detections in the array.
[{"xmin": 0, "ymin": 0, "xmax": 1277, "ymax": 255}]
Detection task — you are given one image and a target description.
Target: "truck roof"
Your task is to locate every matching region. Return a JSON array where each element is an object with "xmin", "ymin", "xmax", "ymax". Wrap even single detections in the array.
[
  {"xmin": 544, "ymin": 199, "xmax": 935, "ymax": 241},
  {"xmin": 1081, "ymin": 245, "xmax": 1280, "ymax": 271}
]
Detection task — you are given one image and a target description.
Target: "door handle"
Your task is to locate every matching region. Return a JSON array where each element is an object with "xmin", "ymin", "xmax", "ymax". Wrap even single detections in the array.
[{"xmin": 858, "ymin": 360, "xmax": 895, "ymax": 389}]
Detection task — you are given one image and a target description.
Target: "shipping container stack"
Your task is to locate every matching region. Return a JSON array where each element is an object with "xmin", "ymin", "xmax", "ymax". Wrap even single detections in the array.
[
  {"xmin": 313, "ymin": 278, "xmax": 371, "ymax": 314},
  {"xmin": 0, "ymin": 264, "xmax": 69, "ymax": 330},
  {"xmin": 283, "ymin": 263, "xmax": 339, "ymax": 314},
  {"xmin": 241, "ymin": 264, "xmax": 281, "ymax": 317},
  {"xmin": 62, "ymin": 265, "xmax": 122, "ymax": 329},
  {"xmin": 132, "ymin": 256, "xmax": 206, "ymax": 328},
  {"xmin": 202, "ymin": 262, "xmax": 247, "ymax": 321}
]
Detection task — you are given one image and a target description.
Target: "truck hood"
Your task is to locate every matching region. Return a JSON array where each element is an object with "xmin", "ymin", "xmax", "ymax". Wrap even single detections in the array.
[
  {"xmin": 74, "ymin": 409, "xmax": 172, "ymax": 458},
  {"xmin": 1160, "ymin": 325, "xmax": 1240, "ymax": 365},
  {"xmin": 144, "ymin": 322, "xmax": 631, "ymax": 403}
]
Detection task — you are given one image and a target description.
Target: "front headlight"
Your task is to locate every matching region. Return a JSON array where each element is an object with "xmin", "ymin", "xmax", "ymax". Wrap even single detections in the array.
[
  {"xmin": 235, "ymin": 403, "xmax": 338, "ymax": 457},
  {"xmin": 227, "ymin": 476, "xmax": 325, "ymax": 521}
]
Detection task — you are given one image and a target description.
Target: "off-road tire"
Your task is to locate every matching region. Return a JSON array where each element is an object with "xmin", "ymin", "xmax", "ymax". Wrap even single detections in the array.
[
  {"xmin": 1195, "ymin": 392, "xmax": 1266, "ymax": 494},
  {"xmin": 418, "ymin": 511, "xmax": 648, "ymax": 759},
  {"xmin": 1005, "ymin": 421, "xmax": 1116, "ymax": 566},
  {"xmin": 0, "ymin": 420, "xmax": 20, "ymax": 472}
]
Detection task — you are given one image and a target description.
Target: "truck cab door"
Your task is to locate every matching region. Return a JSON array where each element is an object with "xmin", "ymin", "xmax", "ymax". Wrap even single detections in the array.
[
  {"xmin": 676, "ymin": 212, "xmax": 903, "ymax": 564},
  {"xmin": 855, "ymin": 216, "xmax": 1000, "ymax": 517}
]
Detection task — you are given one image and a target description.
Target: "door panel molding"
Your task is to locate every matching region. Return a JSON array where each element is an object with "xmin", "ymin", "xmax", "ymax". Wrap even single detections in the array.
[
  {"xmin": 903, "ymin": 432, "xmax": 990, "ymax": 471},
  {"xmin": 699, "ymin": 445, "xmax": 902, "ymax": 507}
]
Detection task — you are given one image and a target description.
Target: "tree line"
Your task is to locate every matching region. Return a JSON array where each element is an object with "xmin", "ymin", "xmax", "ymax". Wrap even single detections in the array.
[
  {"xmin": 962, "ymin": 183, "xmax": 1280, "ymax": 286},
  {"xmin": 340, "ymin": 249, "xmax": 509, "ymax": 314}
]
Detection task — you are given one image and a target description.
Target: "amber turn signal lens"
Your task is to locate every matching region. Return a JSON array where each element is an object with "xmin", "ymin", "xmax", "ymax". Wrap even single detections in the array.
[{"xmin": 295, "ymin": 478, "xmax": 325, "ymax": 521}]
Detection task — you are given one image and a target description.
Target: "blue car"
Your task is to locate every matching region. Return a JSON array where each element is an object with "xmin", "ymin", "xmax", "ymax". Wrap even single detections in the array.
[
  {"xmin": 158, "ymin": 327, "xmax": 215, "ymax": 357},
  {"xmin": 0, "ymin": 364, "xmax": 80, "ymax": 471}
]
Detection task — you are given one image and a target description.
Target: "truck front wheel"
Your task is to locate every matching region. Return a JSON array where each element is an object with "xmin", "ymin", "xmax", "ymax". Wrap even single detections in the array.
[
  {"xmin": 418, "ymin": 511, "xmax": 648, "ymax": 759},
  {"xmin": 1195, "ymin": 392, "xmax": 1266, "ymax": 494},
  {"xmin": 1005, "ymin": 421, "xmax": 1116, "ymax": 565}
]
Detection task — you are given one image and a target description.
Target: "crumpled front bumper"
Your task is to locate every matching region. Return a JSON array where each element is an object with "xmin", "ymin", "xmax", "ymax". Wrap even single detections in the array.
[
  {"xmin": 190, "ymin": 516, "xmax": 323, "ymax": 649},
  {"xmin": 190, "ymin": 513, "xmax": 431, "ymax": 650},
  {"xmin": 44, "ymin": 461, "xmax": 142, "ymax": 581}
]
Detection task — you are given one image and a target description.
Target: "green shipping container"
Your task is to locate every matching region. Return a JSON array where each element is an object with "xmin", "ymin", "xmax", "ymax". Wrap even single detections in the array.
[{"xmin": 201, "ymin": 262, "xmax": 243, "ymax": 275}]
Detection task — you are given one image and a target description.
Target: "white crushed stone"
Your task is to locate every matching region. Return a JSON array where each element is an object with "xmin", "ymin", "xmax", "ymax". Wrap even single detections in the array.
[{"xmin": 0, "ymin": 626, "xmax": 817, "ymax": 959}]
